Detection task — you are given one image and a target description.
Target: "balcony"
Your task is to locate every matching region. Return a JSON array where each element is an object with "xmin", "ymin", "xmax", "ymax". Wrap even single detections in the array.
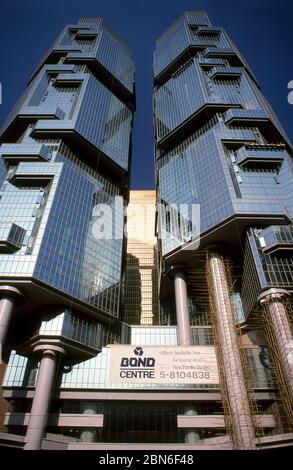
[
  {"xmin": 18, "ymin": 105, "xmax": 65, "ymax": 120},
  {"xmin": 191, "ymin": 36, "xmax": 219, "ymax": 47},
  {"xmin": 4, "ymin": 413, "xmax": 104, "ymax": 428},
  {"xmin": 177, "ymin": 414, "xmax": 276, "ymax": 429},
  {"xmin": 198, "ymin": 58, "xmax": 227, "ymax": 68},
  {"xmin": 217, "ymin": 128, "xmax": 256, "ymax": 147},
  {"xmin": 9, "ymin": 163, "xmax": 58, "ymax": 186},
  {"xmin": 197, "ymin": 26, "xmax": 222, "ymax": 36},
  {"xmin": 235, "ymin": 145, "xmax": 286, "ymax": 170},
  {"xmin": 208, "ymin": 66, "xmax": 242, "ymax": 80},
  {"xmin": 259, "ymin": 225, "xmax": 293, "ymax": 255},
  {"xmin": 204, "ymin": 47, "xmax": 236, "ymax": 59},
  {"xmin": 223, "ymin": 108, "xmax": 268, "ymax": 125},
  {"xmin": 0, "ymin": 143, "xmax": 52, "ymax": 163}
]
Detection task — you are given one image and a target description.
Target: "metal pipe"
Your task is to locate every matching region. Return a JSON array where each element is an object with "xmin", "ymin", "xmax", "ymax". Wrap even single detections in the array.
[
  {"xmin": 208, "ymin": 251, "xmax": 256, "ymax": 450},
  {"xmin": 174, "ymin": 272, "xmax": 192, "ymax": 346}
]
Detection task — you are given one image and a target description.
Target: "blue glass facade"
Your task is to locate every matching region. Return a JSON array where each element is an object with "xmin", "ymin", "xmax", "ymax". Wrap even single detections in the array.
[
  {"xmin": 154, "ymin": 13, "xmax": 293, "ymax": 258},
  {"xmin": 0, "ymin": 18, "xmax": 135, "ymax": 320}
]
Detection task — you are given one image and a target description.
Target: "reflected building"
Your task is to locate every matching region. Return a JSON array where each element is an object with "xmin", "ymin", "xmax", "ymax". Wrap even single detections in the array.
[{"xmin": 124, "ymin": 190, "xmax": 159, "ymax": 325}]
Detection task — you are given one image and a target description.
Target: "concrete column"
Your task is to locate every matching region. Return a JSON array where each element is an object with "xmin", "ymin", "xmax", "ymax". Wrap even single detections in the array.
[
  {"xmin": 184, "ymin": 406, "xmax": 200, "ymax": 444},
  {"xmin": 80, "ymin": 402, "xmax": 98, "ymax": 443},
  {"xmin": 174, "ymin": 272, "xmax": 192, "ymax": 346},
  {"xmin": 258, "ymin": 289, "xmax": 293, "ymax": 398},
  {"xmin": 0, "ymin": 286, "xmax": 24, "ymax": 349},
  {"xmin": 208, "ymin": 251, "xmax": 256, "ymax": 450},
  {"xmin": 24, "ymin": 345, "xmax": 65, "ymax": 450}
]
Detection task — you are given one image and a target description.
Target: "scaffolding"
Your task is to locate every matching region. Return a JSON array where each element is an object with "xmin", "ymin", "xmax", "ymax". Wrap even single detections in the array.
[
  {"xmin": 206, "ymin": 252, "xmax": 263, "ymax": 450},
  {"xmin": 161, "ymin": 249, "xmax": 290, "ymax": 446},
  {"xmin": 259, "ymin": 296, "xmax": 293, "ymax": 429},
  {"xmin": 243, "ymin": 301, "xmax": 293, "ymax": 435}
]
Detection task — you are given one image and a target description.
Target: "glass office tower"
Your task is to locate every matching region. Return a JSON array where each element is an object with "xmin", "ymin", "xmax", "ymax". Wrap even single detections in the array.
[
  {"xmin": 154, "ymin": 11, "xmax": 293, "ymax": 449},
  {"xmin": 0, "ymin": 17, "xmax": 135, "ymax": 449},
  {"xmin": 0, "ymin": 12, "xmax": 292, "ymax": 451}
]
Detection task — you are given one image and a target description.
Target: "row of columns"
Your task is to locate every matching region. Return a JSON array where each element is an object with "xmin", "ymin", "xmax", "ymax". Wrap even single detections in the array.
[
  {"xmin": 0, "ymin": 255, "xmax": 292, "ymax": 450},
  {"xmin": 173, "ymin": 251, "xmax": 293, "ymax": 450}
]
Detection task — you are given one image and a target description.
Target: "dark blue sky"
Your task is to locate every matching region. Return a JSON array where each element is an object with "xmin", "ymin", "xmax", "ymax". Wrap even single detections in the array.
[{"xmin": 0, "ymin": 0, "xmax": 292, "ymax": 189}]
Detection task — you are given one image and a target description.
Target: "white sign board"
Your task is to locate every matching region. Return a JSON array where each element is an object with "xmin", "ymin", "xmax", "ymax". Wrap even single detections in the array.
[{"xmin": 109, "ymin": 345, "xmax": 219, "ymax": 385}]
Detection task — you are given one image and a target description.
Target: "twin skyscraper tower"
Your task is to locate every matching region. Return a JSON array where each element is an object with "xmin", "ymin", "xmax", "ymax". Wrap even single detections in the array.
[{"xmin": 0, "ymin": 12, "xmax": 292, "ymax": 450}]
